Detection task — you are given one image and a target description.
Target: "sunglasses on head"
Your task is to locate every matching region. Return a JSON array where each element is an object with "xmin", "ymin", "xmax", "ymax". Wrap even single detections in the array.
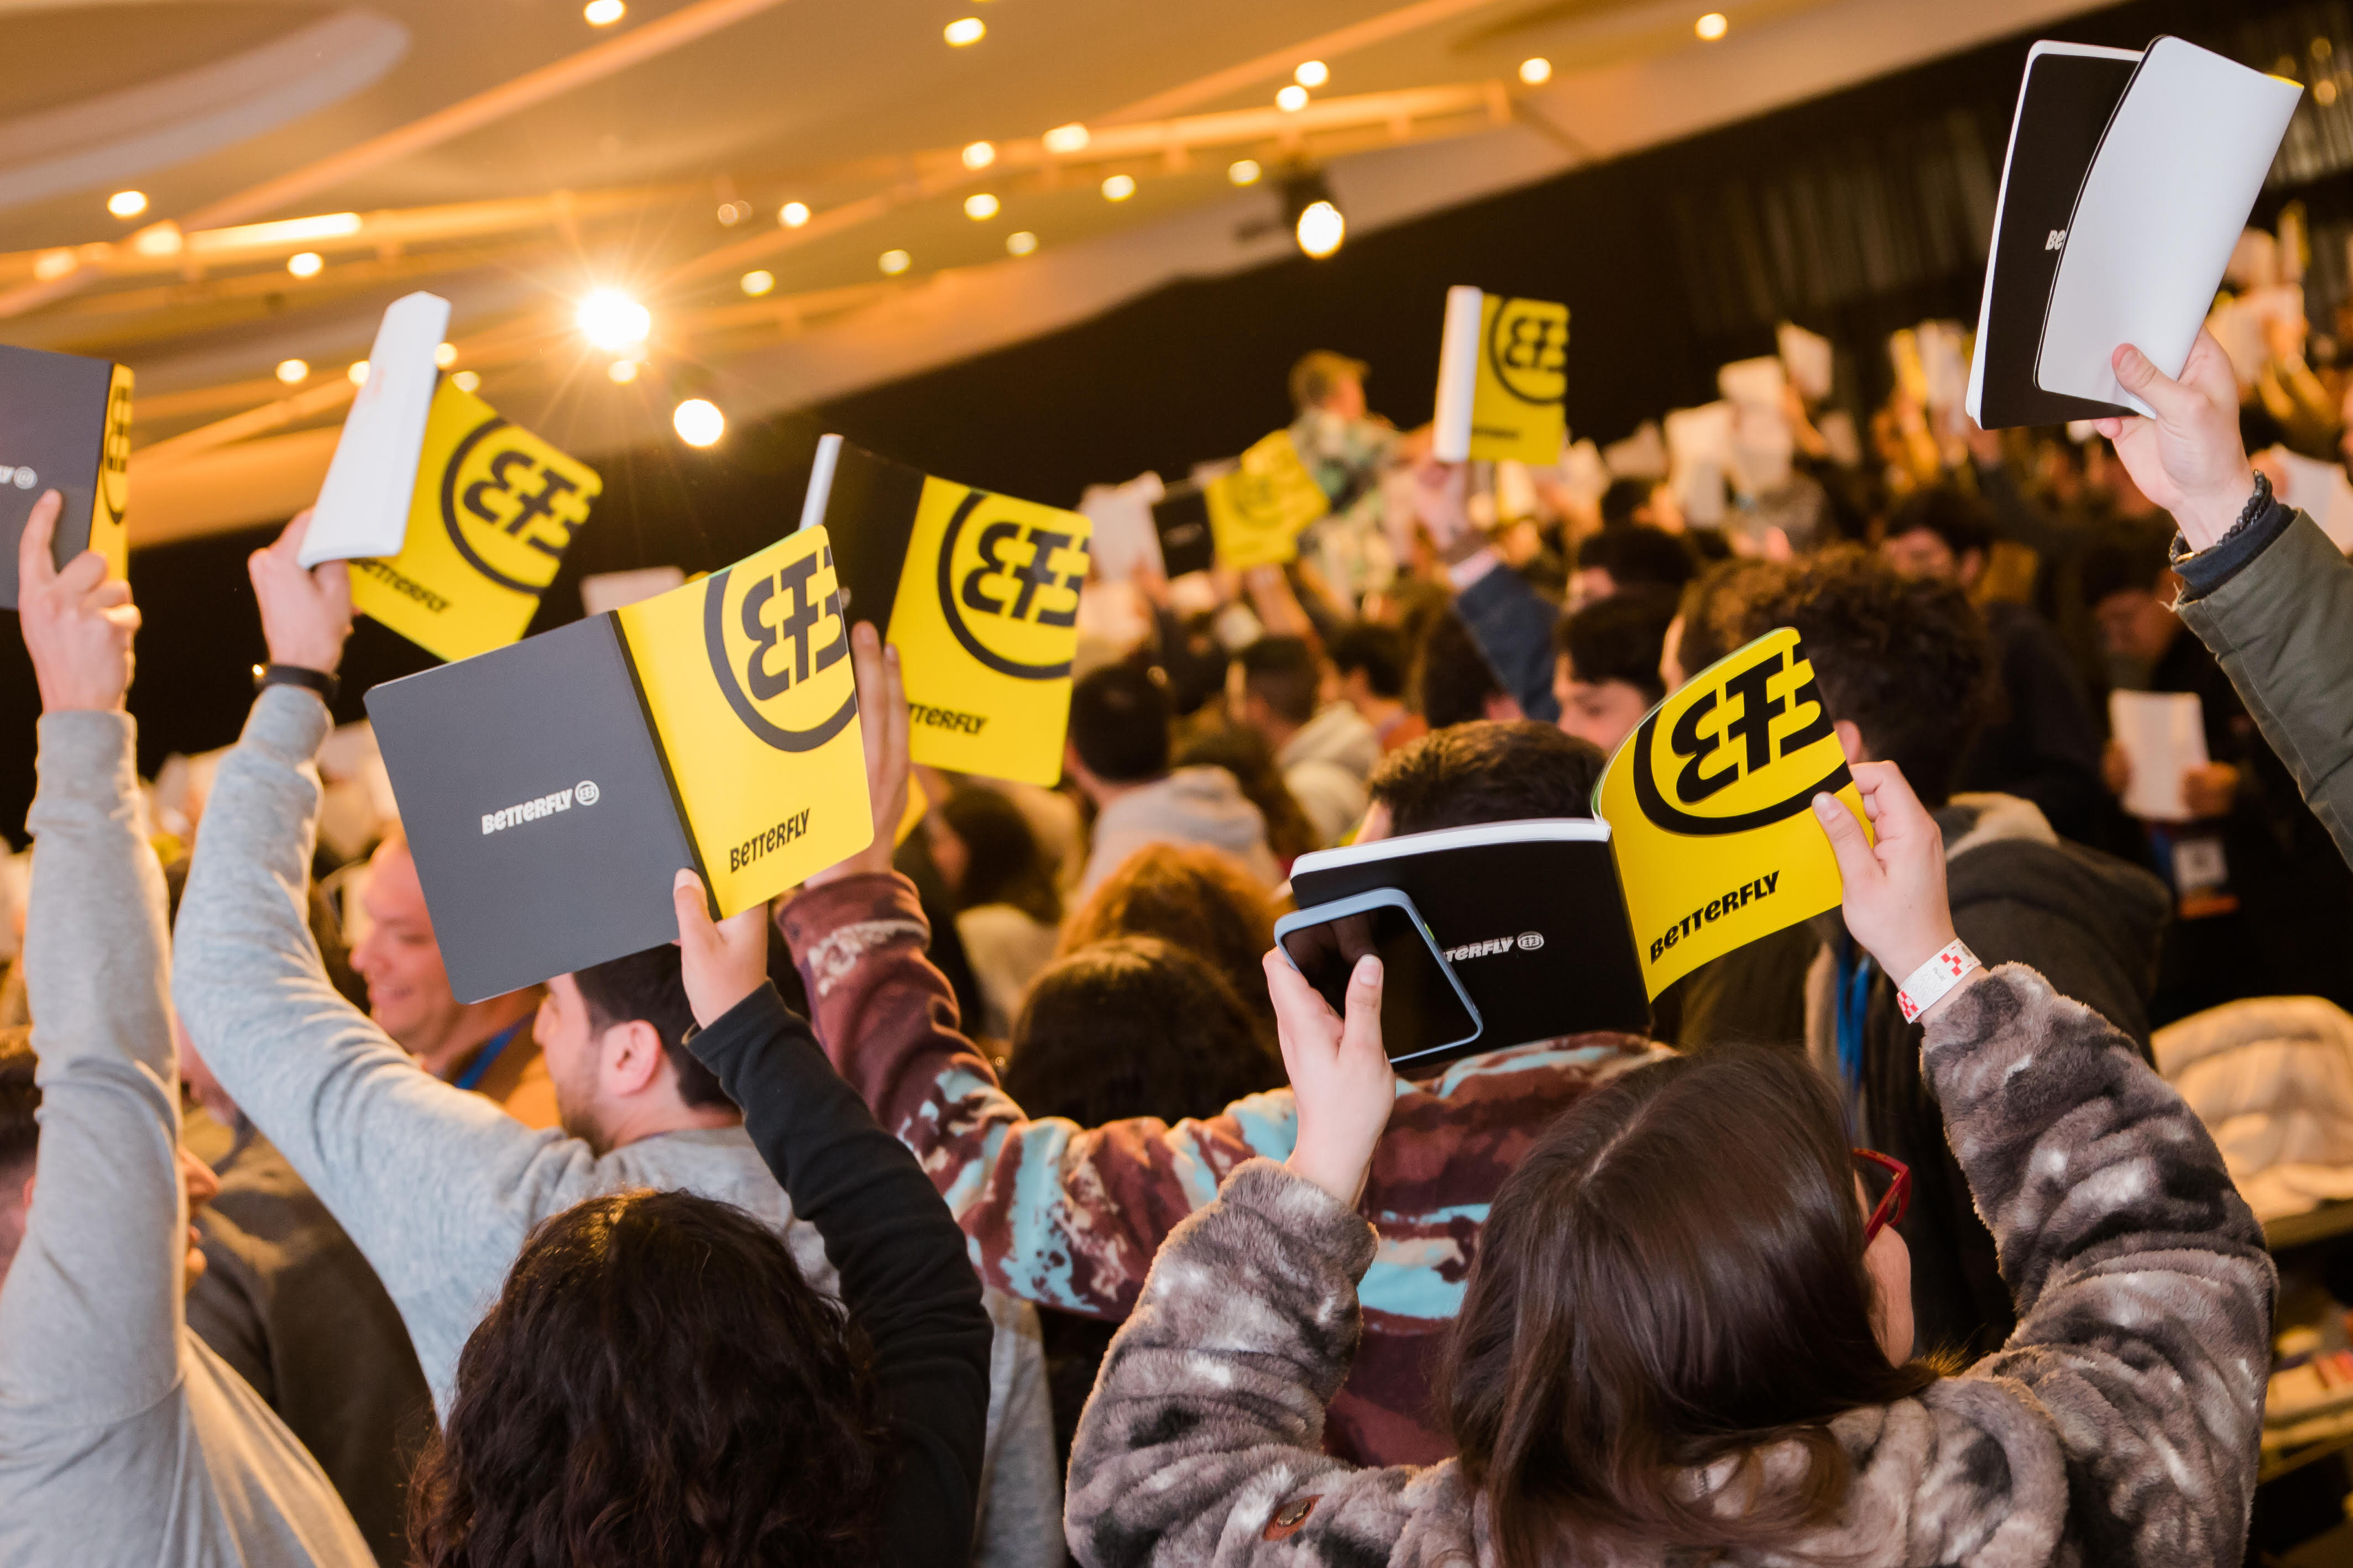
[{"xmin": 1852, "ymin": 1147, "xmax": 1911, "ymax": 1246}]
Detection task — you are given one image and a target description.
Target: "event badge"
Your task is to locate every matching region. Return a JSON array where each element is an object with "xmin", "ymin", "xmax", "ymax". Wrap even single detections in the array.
[
  {"xmin": 1594, "ymin": 627, "xmax": 1869, "ymax": 998},
  {"xmin": 1203, "ymin": 428, "xmax": 1329, "ymax": 568},
  {"xmin": 1432, "ymin": 286, "xmax": 1570, "ymax": 465},
  {"xmin": 348, "ymin": 378, "xmax": 602, "ymax": 663}
]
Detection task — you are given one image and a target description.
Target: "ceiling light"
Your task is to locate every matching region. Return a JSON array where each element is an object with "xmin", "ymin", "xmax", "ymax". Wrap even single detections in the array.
[
  {"xmin": 452, "ymin": 370, "xmax": 480, "ymax": 392},
  {"xmin": 1101, "ymin": 174, "xmax": 1136, "ymax": 201},
  {"xmin": 965, "ymin": 192, "xmax": 1000, "ymax": 219},
  {"xmin": 1006, "ymin": 230, "xmax": 1038, "ymax": 255},
  {"xmin": 962, "ymin": 140, "xmax": 996, "ymax": 170},
  {"xmin": 944, "ymin": 17, "xmax": 984, "ymax": 45},
  {"xmin": 1519, "ymin": 56, "xmax": 1552, "ymax": 84},
  {"xmin": 33, "ymin": 250, "xmax": 74, "ymax": 281},
  {"xmin": 287, "ymin": 251, "xmax": 323, "ymax": 278},
  {"xmin": 275, "ymin": 359, "xmax": 308, "ymax": 385},
  {"xmin": 741, "ymin": 269, "xmax": 776, "ymax": 296},
  {"xmin": 674, "ymin": 398, "xmax": 724, "ymax": 447},
  {"xmin": 1277, "ymin": 84, "xmax": 1309, "ymax": 112},
  {"xmin": 779, "ymin": 201, "xmax": 811, "ymax": 228},
  {"xmin": 1043, "ymin": 123, "xmax": 1090, "ymax": 155},
  {"xmin": 879, "ymin": 249, "xmax": 912, "ymax": 274},
  {"xmin": 1296, "ymin": 200, "xmax": 1345, "ymax": 258},
  {"xmin": 716, "ymin": 200, "xmax": 752, "ymax": 226},
  {"xmin": 1294, "ymin": 61, "xmax": 1329, "ymax": 87},
  {"xmin": 190, "ymin": 212, "xmax": 360, "ymax": 251},
  {"xmin": 107, "ymin": 190, "xmax": 147, "ymax": 219},
  {"xmin": 1695, "ymin": 11, "xmax": 1728, "ymax": 39},
  {"xmin": 609, "ymin": 359, "xmax": 640, "ymax": 384},
  {"xmin": 131, "ymin": 223, "xmax": 183, "ymax": 257},
  {"xmin": 435, "ymin": 342, "xmax": 457, "ymax": 369},
  {"xmin": 576, "ymin": 288, "xmax": 651, "ymax": 349},
  {"xmin": 584, "ymin": 0, "xmax": 624, "ymax": 22},
  {"xmin": 1228, "ymin": 159, "xmax": 1263, "ymax": 186},
  {"xmin": 348, "ymin": 361, "xmax": 370, "ymax": 385}
]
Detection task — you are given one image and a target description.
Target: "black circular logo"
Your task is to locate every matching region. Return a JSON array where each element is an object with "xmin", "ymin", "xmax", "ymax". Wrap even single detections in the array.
[
  {"xmin": 702, "ymin": 553, "xmax": 858, "ymax": 753},
  {"xmin": 1630, "ymin": 640, "xmax": 1848, "ymax": 836},
  {"xmin": 935, "ymin": 489, "xmax": 1088, "ymax": 680},
  {"xmin": 439, "ymin": 416, "xmax": 590, "ymax": 595},
  {"xmin": 1484, "ymin": 298, "xmax": 1568, "ymax": 406}
]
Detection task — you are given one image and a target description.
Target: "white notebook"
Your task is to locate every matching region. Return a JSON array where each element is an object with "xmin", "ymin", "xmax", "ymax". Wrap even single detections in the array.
[{"xmin": 300, "ymin": 291, "xmax": 451, "ymax": 566}]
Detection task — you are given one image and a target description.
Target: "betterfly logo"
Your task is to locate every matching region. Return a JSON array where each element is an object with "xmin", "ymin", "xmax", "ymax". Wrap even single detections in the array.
[
  {"xmin": 1629, "ymin": 633, "xmax": 1849, "ymax": 836},
  {"xmin": 936, "ymin": 489, "xmax": 1090, "ymax": 680},
  {"xmin": 704, "ymin": 542, "xmax": 856, "ymax": 753},
  {"xmin": 441, "ymin": 415, "xmax": 595, "ymax": 595}
]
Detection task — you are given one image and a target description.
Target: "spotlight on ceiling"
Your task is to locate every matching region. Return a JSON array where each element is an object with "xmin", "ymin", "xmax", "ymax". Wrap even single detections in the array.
[
  {"xmin": 452, "ymin": 370, "xmax": 480, "ymax": 392},
  {"xmin": 674, "ymin": 398, "xmax": 725, "ymax": 447},
  {"xmin": 1101, "ymin": 174, "xmax": 1136, "ymax": 202},
  {"xmin": 879, "ymin": 249, "xmax": 912, "ymax": 275},
  {"xmin": 1276, "ymin": 84, "xmax": 1309, "ymax": 112},
  {"xmin": 275, "ymin": 359, "xmax": 308, "ymax": 385},
  {"xmin": 107, "ymin": 190, "xmax": 147, "ymax": 219},
  {"xmin": 576, "ymin": 289, "xmax": 650, "ymax": 350},
  {"xmin": 741, "ymin": 269, "xmax": 776, "ymax": 296},
  {"xmin": 779, "ymin": 201, "xmax": 811, "ymax": 228},
  {"xmin": 1695, "ymin": 11, "xmax": 1728, "ymax": 39},
  {"xmin": 1294, "ymin": 60, "xmax": 1329, "ymax": 87},
  {"xmin": 965, "ymin": 192, "xmax": 1000, "ymax": 220},
  {"xmin": 348, "ymin": 361, "xmax": 370, "ymax": 385},
  {"xmin": 962, "ymin": 140, "xmax": 996, "ymax": 170},
  {"xmin": 944, "ymin": 16, "xmax": 984, "ymax": 45},
  {"xmin": 1043, "ymin": 123, "xmax": 1090, "ymax": 155},
  {"xmin": 583, "ymin": 0, "xmax": 624, "ymax": 23},
  {"xmin": 1006, "ymin": 230, "xmax": 1038, "ymax": 256},
  {"xmin": 1519, "ymin": 56, "xmax": 1552, "ymax": 84},
  {"xmin": 609, "ymin": 359, "xmax": 641, "ymax": 384},
  {"xmin": 1228, "ymin": 159, "xmax": 1263, "ymax": 186},
  {"xmin": 435, "ymin": 342, "xmax": 458, "ymax": 369},
  {"xmin": 1282, "ymin": 172, "xmax": 1345, "ymax": 259},
  {"xmin": 287, "ymin": 251, "xmax": 323, "ymax": 278}
]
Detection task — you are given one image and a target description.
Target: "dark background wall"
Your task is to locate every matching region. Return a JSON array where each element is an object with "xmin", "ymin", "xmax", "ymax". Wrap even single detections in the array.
[{"xmin": 3, "ymin": 0, "xmax": 2346, "ymax": 841}]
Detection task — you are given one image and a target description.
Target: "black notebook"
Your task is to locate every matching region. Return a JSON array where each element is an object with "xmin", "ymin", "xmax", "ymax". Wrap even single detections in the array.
[
  {"xmin": 0, "ymin": 343, "xmax": 131, "ymax": 608},
  {"xmin": 1288, "ymin": 819, "xmax": 1651, "ymax": 1056},
  {"xmin": 1148, "ymin": 483, "xmax": 1215, "ymax": 578}
]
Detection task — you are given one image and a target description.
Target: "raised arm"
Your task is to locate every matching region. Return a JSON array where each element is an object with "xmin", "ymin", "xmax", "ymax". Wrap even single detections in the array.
[{"xmin": 0, "ymin": 492, "xmax": 186, "ymax": 1416}]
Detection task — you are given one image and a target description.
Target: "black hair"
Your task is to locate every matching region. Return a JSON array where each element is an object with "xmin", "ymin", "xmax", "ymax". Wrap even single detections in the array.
[
  {"xmin": 937, "ymin": 787, "xmax": 1062, "ymax": 926},
  {"xmin": 2076, "ymin": 521, "xmax": 2178, "ymax": 608},
  {"xmin": 1884, "ymin": 487, "xmax": 1994, "ymax": 563},
  {"xmin": 0, "ymin": 1028, "xmax": 36, "ymax": 1179},
  {"xmin": 1414, "ymin": 611, "xmax": 1507, "ymax": 730},
  {"xmin": 1555, "ymin": 590, "xmax": 1677, "ymax": 705},
  {"xmin": 1236, "ymin": 636, "xmax": 1322, "ymax": 727},
  {"xmin": 1068, "ymin": 663, "xmax": 1173, "ymax": 783},
  {"xmin": 1369, "ymin": 722, "xmax": 1605, "ymax": 833},
  {"xmin": 1599, "ymin": 478, "xmax": 1655, "ymax": 529},
  {"xmin": 1327, "ymin": 622, "xmax": 1409, "ymax": 701},
  {"xmin": 570, "ymin": 945, "xmax": 730, "ymax": 1110},
  {"xmin": 1574, "ymin": 526, "xmax": 1700, "ymax": 596}
]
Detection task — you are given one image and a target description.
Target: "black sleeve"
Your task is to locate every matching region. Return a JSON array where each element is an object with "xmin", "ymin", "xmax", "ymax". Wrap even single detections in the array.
[{"xmin": 689, "ymin": 982, "xmax": 995, "ymax": 1568}]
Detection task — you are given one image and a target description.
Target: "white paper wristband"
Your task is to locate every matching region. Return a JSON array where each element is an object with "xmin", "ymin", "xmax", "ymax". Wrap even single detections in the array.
[{"xmin": 1896, "ymin": 940, "xmax": 1980, "ymax": 1024}]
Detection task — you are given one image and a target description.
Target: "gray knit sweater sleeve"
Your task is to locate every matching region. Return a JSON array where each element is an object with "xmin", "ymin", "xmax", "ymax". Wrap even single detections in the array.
[{"xmin": 171, "ymin": 686, "xmax": 594, "ymax": 1410}]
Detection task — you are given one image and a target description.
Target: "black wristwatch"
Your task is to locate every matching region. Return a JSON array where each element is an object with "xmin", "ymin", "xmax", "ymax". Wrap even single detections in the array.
[{"xmin": 252, "ymin": 662, "xmax": 340, "ymax": 705}]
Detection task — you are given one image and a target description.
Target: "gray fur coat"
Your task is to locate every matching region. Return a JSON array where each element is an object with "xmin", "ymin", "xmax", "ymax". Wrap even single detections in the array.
[{"xmin": 1066, "ymin": 966, "xmax": 2274, "ymax": 1567}]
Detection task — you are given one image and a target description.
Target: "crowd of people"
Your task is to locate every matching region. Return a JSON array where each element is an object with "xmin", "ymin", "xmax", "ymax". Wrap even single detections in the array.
[{"xmin": 7, "ymin": 248, "xmax": 2353, "ymax": 1565}]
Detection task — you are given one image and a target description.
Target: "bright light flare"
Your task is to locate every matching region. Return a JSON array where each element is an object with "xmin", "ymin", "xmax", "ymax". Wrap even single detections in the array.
[
  {"xmin": 1277, "ymin": 84, "xmax": 1309, "ymax": 111},
  {"xmin": 1042, "ymin": 123, "xmax": 1090, "ymax": 154},
  {"xmin": 107, "ymin": 190, "xmax": 147, "ymax": 218},
  {"xmin": 673, "ymin": 398, "xmax": 724, "ymax": 447},
  {"xmin": 275, "ymin": 359, "xmax": 308, "ymax": 385},
  {"xmin": 576, "ymin": 288, "xmax": 651, "ymax": 349},
  {"xmin": 944, "ymin": 16, "xmax": 984, "ymax": 45},
  {"xmin": 962, "ymin": 140, "xmax": 996, "ymax": 170},
  {"xmin": 608, "ymin": 359, "xmax": 640, "ymax": 384},
  {"xmin": 435, "ymin": 342, "xmax": 457, "ymax": 368},
  {"xmin": 780, "ymin": 201, "xmax": 811, "ymax": 228},
  {"xmin": 965, "ymin": 192, "xmax": 1000, "ymax": 219},
  {"xmin": 1519, "ymin": 56, "xmax": 1552, "ymax": 84},
  {"xmin": 879, "ymin": 249, "xmax": 912, "ymax": 274},
  {"xmin": 584, "ymin": 0, "xmax": 624, "ymax": 23},
  {"xmin": 1695, "ymin": 11, "xmax": 1728, "ymax": 39},
  {"xmin": 1006, "ymin": 230, "xmax": 1038, "ymax": 255},
  {"xmin": 741, "ymin": 269, "xmax": 775, "ymax": 295},
  {"xmin": 1101, "ymin": 174, "xmax": 1136, "ymax": 201},
  {"xmin": 1294, "ymin": 60, "xmax": 1328, "ymax": 87},
  {"xmin": 1296, "ymin": 200, "xmax": 1345, "ymax": 258},
  {"xmin": 348, "ymin": 361, "xmax": 370, "ymax": 385},
  {"xmin": 452, "ymin": 370, "xmax": 480, "ymax": 392},
  {"xmin": 286, "ymin": 251, "xmax": 322, "ymax": 277},
  {"xmin": 1228, "ymin": 159, "xmax": 1262, "ymax": 186}
]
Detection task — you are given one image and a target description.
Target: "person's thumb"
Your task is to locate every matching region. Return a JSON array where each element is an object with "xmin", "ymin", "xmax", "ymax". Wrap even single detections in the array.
[
  {"xmin": 1338, "ymin": 955, "xmax": 1385, "ymax": 1060},
  {"xmin": 2111, "ymin": 343, "xmax": 2198, "ymax": 422},
  {"xmin": 673, "ymin": 868, "xmax": 718, "ymax": 950},
  {"xmin": 1812, "ymin": 793, "xmax": 1878, "ymax": 887},
  {"xmin": 17, "ymin": 490, "xmax": 59, "ymax": 592}
]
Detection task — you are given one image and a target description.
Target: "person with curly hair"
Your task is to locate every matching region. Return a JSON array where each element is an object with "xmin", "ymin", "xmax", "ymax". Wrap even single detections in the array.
[{"xmin": 1056, "ymin": 843, "xmax": 1277, "ymax": 1027}]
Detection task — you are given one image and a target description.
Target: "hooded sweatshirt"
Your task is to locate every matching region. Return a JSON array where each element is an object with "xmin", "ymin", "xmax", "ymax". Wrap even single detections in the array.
[
  {"xmin": 1077, "ymin": 765, "xmax": 1280, "ymax": 896},
  {"xmin": 1277, "ymin": 704, "xmax": 1381, "ymax": 847},
  {"xmin": 1804, "ymin": 792, "xmax": 2169, "ymax": 1359}
]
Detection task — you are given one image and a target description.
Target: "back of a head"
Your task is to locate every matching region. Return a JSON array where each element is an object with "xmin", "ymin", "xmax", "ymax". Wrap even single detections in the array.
[
  {"xmin": 1369, "ymin": 722, "xmax": 1605, "ymax": 835},
  {"xmin": 1598, "ymin": 478, "xmax": 1654, "ymax": 530},
  {"xmin": 570, "ymin": 946, "xmax": 729, "ymax": 1110},
  {"xmin": 1716, "ymin": 548, "xmax": 1994, "ymax": 807},
  {"xmin": 1556, "ymin": 590, "xmax": 1678, "ymax": 705},
  {"xmin": 1237, "ymin": 636, "xmax": 1322, "ymax": 728},
  {"xmin": 1414, "ymin": 610, "xmax": 1504, "ymax": 731},
  {"xmin": 1289, "ymin": 349, "xmax": 1367, "ymax": 415},
  {"xmin": 938, "ymin": 787, "xmax": 1060, "ymax": 925},
  {"xmin": 1069, "ymin": 663, "xmax": 1173, "ymax": 784},
  {"xmin": 1445, "ymin": 1050, "xmax": 1935, "ymax": 1568},
  {"xmin": 1058, "ymin": 842, "xmax": 1276, "ymax": 1018},
  {"xmin": 1328, "ymin": 622, "xmax": 1409, "ymax": 701},
  {"xmin": 1005, "ymin": 937, "xmax": 1281, "ymax": 1126},
  {"xmin": 1576, "ymin": 526, "xmax": 1700, "ymax": 597},
  {"xmin": 2076, "ymin": 520, "xmax": 2176, "ymax": 609},
  {"xmin": 411, "ymin": 1189, "xmax": 888, "ymax": 1568},
  {"xmin": 1170, "ymin": 725, "xmax": 1319, "ymax": 864},
  {"xmin": 1885, "ymin": 486, "xmax": 1994, "ymax": 563}
]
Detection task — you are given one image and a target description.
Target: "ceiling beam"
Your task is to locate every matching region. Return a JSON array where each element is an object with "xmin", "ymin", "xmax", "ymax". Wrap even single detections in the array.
[{"xmin": 1099, "ymin": 0, "xmax": 1507, "ymax": 124}]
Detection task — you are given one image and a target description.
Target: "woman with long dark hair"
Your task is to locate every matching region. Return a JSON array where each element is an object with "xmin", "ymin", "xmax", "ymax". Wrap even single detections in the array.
[{"xmin": 1067, "ymin": 761, "xmax": 2272, "ymax": 1567}]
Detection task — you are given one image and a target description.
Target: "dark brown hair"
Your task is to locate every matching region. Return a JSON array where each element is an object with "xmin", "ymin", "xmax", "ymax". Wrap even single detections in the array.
[
  {"xmin": 1444, "ymin": 1050, "xmax": 1938, "ymax": 1568},
  {"xmin": 1170, "ymin": 726, "xmax": 1320, "ymax": 865},
  {"xmin": 1057, "ymin": 842, "xmax": 1277, "ymax": 1021},
  {"xmin": 1367, "ymin": 720, "xmax": 1603, "ymax": 833},
  {"xmin": 409, "ymin": 1189, "xmax": 891, "ymax": 1568},
  {"xmin": 571, "ymin": 944, "xmax": 729, "ymax": 1110},
  {"xmin": 937, "ymin": 786, "xmax": 1062, "ymax": 926},
  {"xmin": 0, "ymin": 1027, "xmax": 36, "ymax": 1179}
]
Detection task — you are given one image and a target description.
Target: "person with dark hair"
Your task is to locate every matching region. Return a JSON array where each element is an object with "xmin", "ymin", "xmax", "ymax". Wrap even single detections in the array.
[
  {"xmin": 1882, "ymin": 487, "xmax": 2106, "ymax": 844},
  {"xmin": 1570, "ymin": 523, "xmax": 1700, "ymax": 607},
  {"xmin": 1068, "ymin": 662, "xmax": 1278, "ymax": 897},
  {"xmin": 777, "ymin": 646, "xmax": 1663, "ymax": 1465},
  {"xmin": 926, "ymin": 786, "xmax": 1063, "ymax": 1040},
  {"xmin": 1057, "ymin": 842, "xmax": 1278, "ymax": 1027},
  {"xmin": 1066, "ymin": 761, "xmax": 2271, "ymax": 1567},
  {"xmin": 1233, "ymin": 635, "xmax": 1378, "ymax": 846},
  {"xmin": 1413, "ymin": 609, "xmax": 1523, "ymax": 730},
  {"xmin": 1327, "ymin": 621, "xmax": 1426, "ymax": 754},
  {"xmin": 2, "ymin": 498, "xmax": 375, "ymax": 1566},
  {"xmin": 1171, "ymin": 726, "xmax": 1320, "ymax": 870},
  {"xmin": 1596, "ymin": 475, "xmax": 1657, "ymax": 529},
  {"xmin": 1709, "ymin": 548, "xmax": 2170, "ymax": 1358},
  {"xmin": 1550, "ymin": 589, "xmax": 1675, "ymax": 757},
  {"xmin": 176, "ymin": 532, "xmax": 1063, "ymax": 1568}
]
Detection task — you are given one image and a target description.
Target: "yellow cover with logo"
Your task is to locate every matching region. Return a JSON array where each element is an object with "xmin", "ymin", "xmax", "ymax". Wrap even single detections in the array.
[
  {"xmin": 1432, "ymin": 286, "xmax": 1569, "ymax": 466},
  {"xmin": 349, "ymin": 378, "xmax": 602, "ymax": 663},
  {"xmin": 614, "ymin": 525, "xmax": 872, "ymax": 917},
  {"xmin": 1203, "ymin": 428, "xmax": 1329, "ymax": 569},
  {"xmin": 1594, "ymin": 627, "xmax": 1870, "ymax": 998}
]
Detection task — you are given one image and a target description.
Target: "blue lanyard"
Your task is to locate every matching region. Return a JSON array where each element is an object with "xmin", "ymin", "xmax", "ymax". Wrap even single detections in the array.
[
  {"xmin": 1833, "ymin": 938, "xmax": 1874, "ymax": 1140},
  {"xmin": 450, "ymin": 1020, "xmax": 527, "ymax": 1093}
]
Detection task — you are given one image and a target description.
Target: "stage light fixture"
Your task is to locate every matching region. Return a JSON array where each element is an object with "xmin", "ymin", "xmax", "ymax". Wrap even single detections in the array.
[
  {"xmin": 962, "ymin": 140, "xmax": 996, "ymax": 170},
  {"xmin": 879, "ymin": 249, "xmax": 912, "ymax": 274},
  {"xmin": 576, "ymin": 289, "xmax": 650, "ymax": 349},
  {"xmin": 944, "ymin": 17, "xmax": 984, "ymax": 45},
  {"xmin": 674, "ymin": 398, "xmax": 724, "ymax": 447},
  {"xmin": 108, "ymin": 190, "xmax": 147, "ymax": 219},
  {"xmin": 1294, "ymin": 60, "xmax": 1329, "ymax": 87},
  {"xmin": 275, "ymin": 359, "xmax": 308, "ymax": 385},
  {"xmin": 780, "ymin": 201, "xmax": 811, "ymax": 228},
  {"xmin": 287, "ymin": 251, "xmax": 323, "ymax": 277},
  {"xmin": 1006, "ymin": 230, "xmax": 1038, "ymax": 255},
  {"xmin": 348, "ymin": 361, "xmax": 370, "ymax": 385},
  {"xmin": 1520, "ymin": 56, "xmax": 1552, "ymax": 84},
  {"xmin": 1695, "ymin": 12, "xmax": 1727, "ymax": 39},
  {"xmin": 609, "ymin": 359, "xmax": 641, "ymax": 384},
  {"xmin": 741, "ymin": 269, "xmax": 775, "ymax": 296},
  {"xmin": 435, "ymin": 342, "xmax": 457, "ymax": 369},
  {"xmin": 1280, "ymin": 171, "xmax": 1345, "ymax": 259},
  {"xmin": 965, "ymin": 192, "xmax": 1000, "ymax": 219},
  {"xmin": 584, "ymin": 0, "xmax": 624, "ymax": 23},
  {"xmin": 1101, "ymin": 174, "xmax": 1136, "ymax": 201},
  {"xmin": 1043, "ymin": 123, "xmax": 1090, "ymax": 154},
  {"xmin": 1228, "ymin": 159, "xmax": 1263, "ymax": 186},
  {"xmin": 1277, "ymin": 84, "xmax": 1309, "ymax": 112},
  {"xmin": 452, "ymin": 370, "xmax": 480, "ymax": 392}
]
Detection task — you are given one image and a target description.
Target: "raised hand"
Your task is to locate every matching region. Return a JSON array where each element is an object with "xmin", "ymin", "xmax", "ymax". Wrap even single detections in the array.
[
  {"xmin": 1812, "ymin": 762, "xmax": 1973, "ymax": 1018},
  {"xmin": 807, "ymin": 621, "xmax": 909, "ymax": 887},
  {"xmin": 18, "ymin": 490, "xmax": 138, "ymax": 714},
  {"xmin": 1264, "ymin": 950, "xmax": 1395, "ymax": 1207},
  {"xmin": 672, "ymin": 869, "xmax": 771, "ymax": 1029},
  {"xmin": 2096, "ymin": 329, "xmax": 2259, "ymax": 552},
  {"xmin": 245, "ymin": 510, "xmax": 354, "ymax": 677}
]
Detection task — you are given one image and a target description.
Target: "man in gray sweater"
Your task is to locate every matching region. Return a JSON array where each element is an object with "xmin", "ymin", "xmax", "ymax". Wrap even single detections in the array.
[
  {"xmin": 1, "ymin": 495, "xmax": 373, "ymax": 1567},
  {"xmin": 172, "ymin": 515, "xmax": 1060, "ymax": 1564}
]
